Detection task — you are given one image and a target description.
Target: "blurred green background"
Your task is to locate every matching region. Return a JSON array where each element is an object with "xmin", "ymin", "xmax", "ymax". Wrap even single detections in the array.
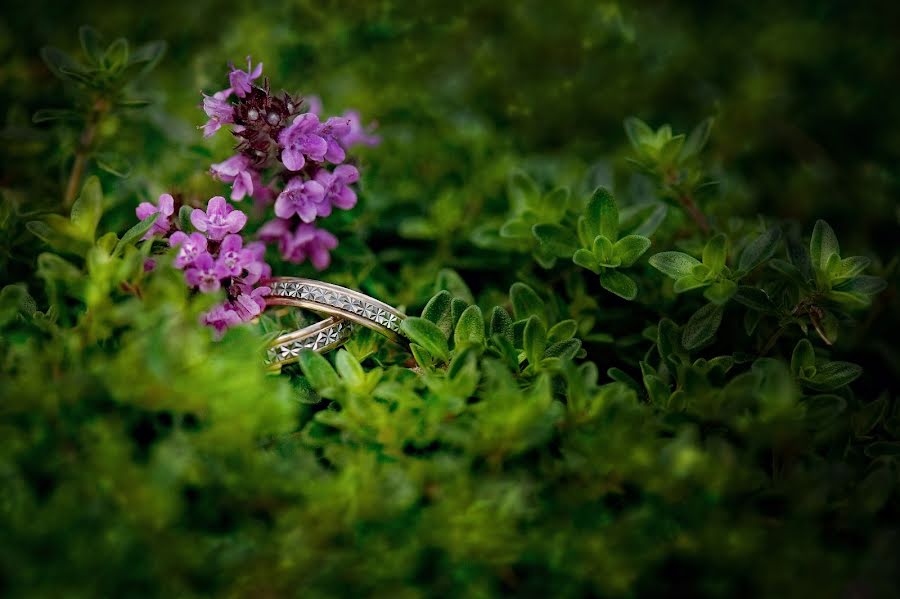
[{"xmin": 2, "ymin": 1, "xmax": 899, "ymax": 597}]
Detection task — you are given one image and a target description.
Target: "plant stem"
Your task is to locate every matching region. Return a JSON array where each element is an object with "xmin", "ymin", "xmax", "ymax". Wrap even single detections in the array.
[
  {"xmin": 677, "ymin": 192, "xmax": 709, "ymax": 234},
  {"xmin": 63, "ymin": 99, "xmax": 107, "ymax": 209}
]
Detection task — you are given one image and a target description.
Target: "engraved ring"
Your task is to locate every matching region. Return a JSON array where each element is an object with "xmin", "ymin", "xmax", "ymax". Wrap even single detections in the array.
[
  {"xmin": 264, "ymin": 277, "xmax": 406, "ymax": 341},
  {"xmin": 265, "ymin": 316, "xmax": 352, "ymax": 369}
]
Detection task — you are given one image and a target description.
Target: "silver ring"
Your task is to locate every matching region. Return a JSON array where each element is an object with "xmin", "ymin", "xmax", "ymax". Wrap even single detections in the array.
[
  {"xmin": 265, "ymin": 277, "xmax": 406, "ymax": 341},
  {"xmin": 265, "ymin": 316, "xmax": 352, "ymax": 369}
]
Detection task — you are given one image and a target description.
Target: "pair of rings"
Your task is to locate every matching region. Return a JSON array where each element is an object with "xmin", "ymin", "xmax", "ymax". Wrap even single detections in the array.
[{"xmin": 262, "ymin": 277, "xmax": 407, "ymax": 370}]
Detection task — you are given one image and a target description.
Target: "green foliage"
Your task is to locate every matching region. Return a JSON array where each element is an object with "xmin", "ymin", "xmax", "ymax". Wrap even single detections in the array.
[{"xmin": 1, "ymin": 4, "xmax": 899, "ymax": 598}]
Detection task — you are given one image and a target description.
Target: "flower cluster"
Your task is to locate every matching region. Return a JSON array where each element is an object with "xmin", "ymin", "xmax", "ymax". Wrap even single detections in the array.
[
  {"xmin": 135, "ymin": 194, "xmax": 271, "ymax": 334},
  {"xmin": 201, "ymin": 57, "xmax": 379, "ymax": 270}
]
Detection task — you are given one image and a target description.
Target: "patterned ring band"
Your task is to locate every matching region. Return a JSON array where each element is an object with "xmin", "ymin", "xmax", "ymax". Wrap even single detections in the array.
[
  {"xmin": 265, "ymin": 316, "xmax": 352, "ymax": 369},
  {"xmin": 264, "ymin": 277, "xmax": 406, "ymax": 341}
]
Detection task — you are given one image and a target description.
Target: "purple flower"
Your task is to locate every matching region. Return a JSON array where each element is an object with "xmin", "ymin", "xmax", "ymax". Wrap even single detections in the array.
[
  {"xmin": 216, "ymin": 233, "xmax": 259, "ymax": 277},
  {"xmin": 338, "ymin": 110, "xmax": 381, "ymax": 148},
  {"xmin": 184, "ymin": 252, "xmax": 228, "ymax": 293},
  {"xmin": 201, "ymin": 93, "xmax": 235, "ymax": 137},
  {"xmin": 202, "ymin": 302, "xmax": 242, "ymax": 335},
  {"xmin": 315, "ymin": 164, "xmax": 360, "ymax": 211},
  {"xmin": 249, "ymin": 171, "xmax": 275, "ymax": 205},
  {"xmin": 238, "ymin": 241, "xmax": 271, "ymax": 285},
  {"xmin": 317, "ymin": 116, "xmax": 351, "ymax": 163},
  {"xmin": 143, "ymin": 258, "xmax": 157, "ymax": 272},
  {"xmin": 228, "ymin": 56, "xmax": 263, "ymax": 98},
  {"xmin": 260, "ymin": 220, "xmax": 337, "ymax": 270},
  {"xmin": 277, "ymin": 113, "xmax": 327, "ymax": 171},
  {"xmin": 210, "ymin": 154, "xmax": 256, "ymax": 201},
  {"xmin": 135, "ymin": 193, "xmax": 175, "ymax": 239},
  {"xmin": 169, "ymin": 231, "xmax": 209, "ymax": 269},
  {"xmin": 304, "ymin": 95, "xmax": 323, "ymax": 116},
  {"xmin": 232, "ymin": 284, "xmax": 270, "ymax": 321},
  {"xmin": 191, "ymin": 196, "xmax": 248, "ymax": 241},
  {"xmin": 274, "ymin": 177, "xmax": 327, "ymax": 222}
]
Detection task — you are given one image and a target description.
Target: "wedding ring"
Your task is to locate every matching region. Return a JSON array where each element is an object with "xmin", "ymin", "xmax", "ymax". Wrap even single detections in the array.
[
  {"xmin": 265, "ymin": 277, "xmax": 406, "ymax": 341},
  {"xmin": 265, "ymin": 316, "xmax": 352, "ymax": 369}
]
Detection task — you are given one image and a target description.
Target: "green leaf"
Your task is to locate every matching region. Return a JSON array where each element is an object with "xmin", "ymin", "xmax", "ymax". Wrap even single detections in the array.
[
  {"xmin": 547, "ymin": 319, "xmax": 578, "ymax": 343},
  {"xmin": 832, "ymin": 256, "xmax": 871, "ymax": 282},
  {"xmin": 703, "ymin": 280, "xmax": 737, "ymax": 305},
  {"xmin": 27, "ymin": 218, "xmax": 91, "ymax": 255},
  {"xmin": 544, "ymin": 339, "xmax": 581, "ymax": 361},
  {"xmin": 613, "ymin": 235, "xmax": 651, "ymax": 267},
  {"xmin": 803, "ymin": 361, "xmax": 863, "ymax": 391},
  {"xmin": 454, "ymin": 305, "xmax": 485, "ymax": 347},
  {"xmin": 113, "ymin": 213, "xmax": 157, "ymax": 256},
  {"xmin": 103, "ymin": 38, "xmax": 129, "ymax": 73},
  {"xmin": 421, "ymin": 290, "xmax": 453, "ymax": 337},
  {"xmin": 573, "ymin": 248, "xmax": 599, "ymax": 273},
  {"xmin": 852, "ymin": 397, "xmax": 886, "ymax": 437},
  {"xmin": 600, "ymin": 270, "xmax": 637, "ymax": 300},
  {"xmin": 32, "ymin": 109, "xmax": 81, "ymax": 123},
  {"xmin": 624, "ymin": 117, "xmax": 654, "ymax": 151},
  {"xmin": 833, "ymin": 276, "xmax": 886, "ymax": 296},
  {"xmin": 95, "ymin": 152, "xmax": 132, "ymax": 177},
  {"xmin": 70, "ymin": 176, "xmax": 104, "ymax": 238},
  {"xmin": 584, "ymin": 187, "xmax": 618, "ymax": 241},
  {"xmin": 702, "ymin": 234, "xmax": 727, "ymax": 275},
  {"xmin": 680, "ymin": 117, "xmax": 713, "ymax": 160},
  {"xmin": 78, "ymin": 26, "xmax": 105, "ymax": 65},
  {"xmin": 682, "ymin": 303, "xmax": 724, "ymax": 350},
  {"xmin": 523, "ymin": 315, "xmax": 548, "ymax": 367},
  {"xmin": 790, "ymin": 339, "xmax": 816, "ymax": 377},
  {"xmin": 297, "ymin": 350, "xmax": 341, "ymax": 395},
  {"xmin": 532, "ymin": 223, "xmax": 578, "ymax": 258},
  {"xmin": 673, "ymin": 275, "xmax": 708, "ymax": 293},
  {"xmin": 649, "ymin": 251, "xmax": 701, "ymax": 279},
  {"xmin": 450, "ymin": 298, "xmax": 469, "ymax": 330},
  {"xmin": 657, "ymin": 318, "xmax": 683, "ymax": 365},
  {"xmin": 489, "ymin": 306, "xmax": 514, "ymax": 342},
  {"xmin": 400, "ymin": 317, "xmax": 450, "ymax": 362},
  {"xmin": 738, "ymin": 226, "xmax": 782, "ymax": 273},
  {"xmin": 435, "ymin": 268, "xmax": 475, "ymax": 304},
  {"xmin": 809, "ymin": 219, "xmax": 840, "ymax": 271},
  {"xmin": 733, "ymin": 286, "xmax": 776, "ymax": 313},
  {"xmin": 128, "ymin": 40, "xmax": 166, "ymax": 74},
  {"xmin": 592, "ymin": 235, "xmax": 618, "ymax": 266},
  {"xmin": 334, "ymin": 349, "xmax": 365, "ymax": 387},
  {"xmin": 409, "ymin": 343, "xmax": 434, "ymax": 369},
  {"xmin": 115, "ymin": 98, "xmax": 153, "ymax": 109},
  {"xmin": 40, "ymin": 46, "xmax": 90, "ymax": 83},
  {"xmin": 509, "ymin": 170, "xmax": 540, "ymax": 210},
  {"xmin": 510, "ymin": 282, "xmax": 544, "ymax": 322},
  {"xmin": 178, "ymin": 205, "xmax": 193, "ymax": 233},
  {"xmin": 536, "ymin": 187, "xmax": 570, "ymax": 222}
]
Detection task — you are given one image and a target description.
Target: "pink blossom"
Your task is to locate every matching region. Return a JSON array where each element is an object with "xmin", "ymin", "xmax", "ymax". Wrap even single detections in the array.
[
  {"xmin": 228, "ymin": 56, "xmax": 263, "ymax": 98},
  {"xmin": 169, "ymin": 232, "xmax": 208, "ymax": 269},
  {"xmin": 259, "ymin": 220, "xmax": 337, "ymax": 270},
  {"xmin": 314, "ymin": 164, "xmax": 359, "ymax": 211},
  {"xmin": 278, "ymin": 113, "xmax": 327, "ymax": 171},
  {"xmin": 190, "ymin": 196, "xmax": 247, "ymax": 241},
  {"xmin": 274, "ymin": 177, "xmax": 327, "ymax": 222},
  {"xmin": 135, "ymin": 193, "xmax": 175, "ymax": 239},
  {"xmin": 210, "ymin": 154, "xmax": 256, "ymax": 201},
  {"xmin": 184, "ymin": 252, "xmax": 228, "ymax": 293}
]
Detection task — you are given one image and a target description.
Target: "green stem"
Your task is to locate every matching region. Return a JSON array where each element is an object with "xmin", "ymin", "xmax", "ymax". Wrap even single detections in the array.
[
  {"xmin": 63, "ymin": 99, "xmax": 108, "ymax": 208},
  {"xmin": 677, "ymin": 192, "xmax": 709, "ymax": 234}
]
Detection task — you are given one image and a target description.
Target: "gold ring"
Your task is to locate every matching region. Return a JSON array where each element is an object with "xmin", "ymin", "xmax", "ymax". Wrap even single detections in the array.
[
  {"xmin": 265, "ymin": 316, "xmax": 352, "ymax": 369},
  {"xmin": 264, "ymin": 277, "xmax": 406, "ymax": 341}
]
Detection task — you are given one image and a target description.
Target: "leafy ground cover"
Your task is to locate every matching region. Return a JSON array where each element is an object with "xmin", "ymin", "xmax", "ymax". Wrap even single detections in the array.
[{"xmin": 1, "ymin": 2, "xmax": 898, "ymax": 597}]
